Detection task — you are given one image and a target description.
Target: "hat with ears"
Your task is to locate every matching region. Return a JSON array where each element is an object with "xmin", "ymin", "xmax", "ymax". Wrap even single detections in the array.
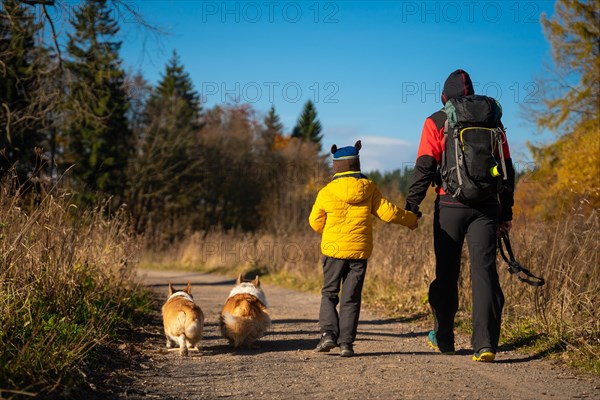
[{"xmin": 331, "ymin": 140, "xmax": 361, "ymax": 174}]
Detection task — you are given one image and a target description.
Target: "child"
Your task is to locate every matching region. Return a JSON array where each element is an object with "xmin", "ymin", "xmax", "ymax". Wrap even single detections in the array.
[{"xmin": 309, "ymin": 140, "xmax": 418, "ymax": 357}]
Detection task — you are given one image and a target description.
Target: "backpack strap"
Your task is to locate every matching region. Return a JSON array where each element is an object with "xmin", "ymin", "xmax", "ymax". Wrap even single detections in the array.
[
  {"xmin": 429, "ymin": 110, "xmax": 447, "ymax": 188},
  {"xmin": 452, "ymin": 129, "xmax": 463, "ymax": 189},
  {"xmin": 495, "ymin": 128, "xmax": 508, "ymax": 181}
]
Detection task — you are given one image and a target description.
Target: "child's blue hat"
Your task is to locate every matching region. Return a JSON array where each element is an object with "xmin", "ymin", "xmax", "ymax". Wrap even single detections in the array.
[
  {"xmin": 331, "ymin": 140, "xmax": 362, "ymax": 174},
  {"xmin": 331, "ymin": 140, "xmax": 361, "ymax": 160}
]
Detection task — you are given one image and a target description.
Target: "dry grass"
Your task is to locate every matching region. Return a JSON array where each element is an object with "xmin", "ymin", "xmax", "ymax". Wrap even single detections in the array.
[
  {"xmin": 500, "ymin": 212, "xmax": 599, "ymax": 371},
  {"xmin": 0, "ymin": 185, "xmax": 149, "ymax": 398}
]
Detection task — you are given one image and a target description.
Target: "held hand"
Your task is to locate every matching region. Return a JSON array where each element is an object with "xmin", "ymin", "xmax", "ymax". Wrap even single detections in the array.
[
  {"xmin": 497, "ymin": 220, "xmax": 512, "ymax": 237},
  {"xmin": 408, "ymin": 220, "xmax": 419, "ymax": 230},
  {"xmin": 405, "ymin": 211, "xmax": 419, "ymax": 230}
]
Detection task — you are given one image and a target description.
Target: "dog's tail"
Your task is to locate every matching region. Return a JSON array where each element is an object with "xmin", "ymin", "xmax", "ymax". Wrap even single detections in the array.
[
  {"xmin": 222, "ymin": 312, "xmax": 237, "ymax": 329},
  {"xmin": 221, "ymin": 312, "xmax": 246, "ymax": 348},
  {"xmin": 221, "ymin": 301, "xmax": 271, "ymax": 348},
  {"xmin": 187, "ymin": 313, "xmax": 202, "ymax": 336},
  {"xmin": 222, "ymin": 298, "xmax": 252, "ymax": 329}
]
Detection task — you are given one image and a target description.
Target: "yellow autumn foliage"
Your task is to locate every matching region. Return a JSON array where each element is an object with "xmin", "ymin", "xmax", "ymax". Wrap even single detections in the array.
[
  {"xmin": 552, "ymin": 124, "xmax": 600, "ymax": 210},
  {"xmin": 518, "ymin": 124, "xmax": 600, "ymax": 219}
]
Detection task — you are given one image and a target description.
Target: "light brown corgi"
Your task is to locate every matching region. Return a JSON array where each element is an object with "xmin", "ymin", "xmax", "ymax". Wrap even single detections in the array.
[
  {"xmin": 161, "ymin": 282, "xmax": 204, "ymax": 356},
  {"xmin": 220, "ymin": 274, "xmax": 271, "ymax": 349}
]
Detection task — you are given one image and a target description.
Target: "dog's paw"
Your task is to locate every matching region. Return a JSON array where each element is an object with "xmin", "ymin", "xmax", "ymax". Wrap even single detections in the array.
[{"xmin": 243, "ymin": 341, "xmax": 260, "ymax": 350}]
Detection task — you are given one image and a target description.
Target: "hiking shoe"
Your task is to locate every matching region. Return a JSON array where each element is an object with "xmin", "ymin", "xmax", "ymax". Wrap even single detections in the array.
[
  {"xmin": 427, "ymin": 330, "xmax": 455, "ymax": 355},
  {"xmin": 472, "ymin": 347, "xmax": 495, "ymax": 362},
  {"xmin": 340, "ymin": 343, "xmax": 354, "ymax": 357},
  {"xmin": 315, "ymin": 332, "xmax": 337, "ymax": 352}
]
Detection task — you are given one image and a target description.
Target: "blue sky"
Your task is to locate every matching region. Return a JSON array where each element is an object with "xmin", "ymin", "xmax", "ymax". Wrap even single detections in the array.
[{"xmin": 114, "ymin": 0, "xmax": 557, "ymax": 172}]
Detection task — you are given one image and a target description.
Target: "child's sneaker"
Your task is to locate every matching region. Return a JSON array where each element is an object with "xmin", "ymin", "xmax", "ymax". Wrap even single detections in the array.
[
  {"xmin": 315, "ymin": 332, "xmax": 337, "ymax": 352},
  {"xmin": 472, "ymin": 347, "xmax": 495, "ymax": 362},
  {"xmin": 427, "ymin": 330, "xmax": 455, "ymax": 355},
  {"xmin": 339, "ymin": 343, "xmax": 354, "ymax": 357}
]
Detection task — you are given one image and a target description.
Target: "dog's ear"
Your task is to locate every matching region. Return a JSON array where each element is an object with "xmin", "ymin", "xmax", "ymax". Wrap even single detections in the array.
[
  {"xmin": 236, "ymin": 273, "xmax": 243, "ymax": 285},
  {"xmin": 354, "ymin": 140, "xmax": 362, "ymax": 151},
  {"xmin": 168, "ymin": 282, "xmax": 174, "ymax": 295},
  {"xmin": 252, "ymin": 275, "xmax": 260, "ymax": 287},
  {"xmin": 331, "ymin": 144, "xmax": 337, "ymax": 154},
  {"xmin": 185, "ymin": 281, "xmax": 192, "ymax": 294}
]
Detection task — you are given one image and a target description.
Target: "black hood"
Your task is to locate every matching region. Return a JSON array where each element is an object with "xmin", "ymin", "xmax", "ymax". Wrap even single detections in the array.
[{"xmin": 441, "ymin": 69, "xmax": 474, "ymax": 104}]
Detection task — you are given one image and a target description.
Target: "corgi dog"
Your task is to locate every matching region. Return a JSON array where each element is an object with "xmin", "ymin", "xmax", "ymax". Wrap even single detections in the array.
[
  {"xmin": 220, "ymin": 274, "xmax": 271, "ymax": 349},
  {"xmin": 161, "ymin": 282, "xmax": 204, "ymax": 356}
]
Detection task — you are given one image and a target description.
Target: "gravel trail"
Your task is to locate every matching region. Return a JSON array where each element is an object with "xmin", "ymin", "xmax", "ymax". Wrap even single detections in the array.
[{"xmin": 95, "ymin": 269, "xmax": 600, "ymax": 400}]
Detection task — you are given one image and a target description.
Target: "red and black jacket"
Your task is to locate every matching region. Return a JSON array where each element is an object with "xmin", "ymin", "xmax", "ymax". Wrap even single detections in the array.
[{"xmin": 405, "ymin": 70, "xmax": 515, "ymax": 221}]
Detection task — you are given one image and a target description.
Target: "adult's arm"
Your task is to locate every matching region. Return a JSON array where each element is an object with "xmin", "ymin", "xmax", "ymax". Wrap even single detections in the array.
[{"xmin": 405, "ymin": 111, "xmax": 445, "ymax": 215}]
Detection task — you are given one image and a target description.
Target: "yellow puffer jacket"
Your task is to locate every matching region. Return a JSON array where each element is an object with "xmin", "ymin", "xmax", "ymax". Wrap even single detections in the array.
[{"xmin": 309, "ymin": 175, "xmax": 417, "ymax": 259}]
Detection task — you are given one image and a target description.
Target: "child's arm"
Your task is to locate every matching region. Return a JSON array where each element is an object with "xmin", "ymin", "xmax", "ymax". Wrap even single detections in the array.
[
  {"xmin": 308, "ymin": 191, "xmax": 327, "ymax": 234},
  {"xmin": 371, "ymin": 187, "xmax": 418, "ymax": 229}
]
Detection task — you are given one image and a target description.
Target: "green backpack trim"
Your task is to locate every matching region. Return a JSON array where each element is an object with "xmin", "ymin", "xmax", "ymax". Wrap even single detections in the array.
[{"xmin": 444, "ymin": 100, "xmax": 458, "ymax": 129}]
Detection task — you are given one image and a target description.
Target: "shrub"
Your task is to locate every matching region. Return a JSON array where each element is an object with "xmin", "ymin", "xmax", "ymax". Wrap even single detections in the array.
[{"xmin": 0, "ymin": 184, "xmax": 149, "ymax": 397}]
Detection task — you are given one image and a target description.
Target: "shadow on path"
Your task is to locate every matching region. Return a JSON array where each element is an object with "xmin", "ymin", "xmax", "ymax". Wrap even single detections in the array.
[
  {"xmin": 360, "ymin": 314, "xmax": 428, "ymax": 325},
  {"xmin": 146, "ymin": 279, "xmax": 236, "ymax": 288}
]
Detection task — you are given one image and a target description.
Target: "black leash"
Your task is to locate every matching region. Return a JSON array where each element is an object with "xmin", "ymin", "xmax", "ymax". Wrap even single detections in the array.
[{"xmin": 497, "ymin": 232, "xmax": 545, "ymax": 287}]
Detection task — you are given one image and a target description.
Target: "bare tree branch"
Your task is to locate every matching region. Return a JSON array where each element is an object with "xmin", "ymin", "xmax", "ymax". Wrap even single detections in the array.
[
  {"xmin": 111, "ymin": 0, "xmax": 165, "ymax": 33},
  {"xmin": 20, "ymin": 0, "xmax": 55, "ymax": 5},
  {"xmin": 41, "ymin": 4, "xmax": 61, "ymax": 69}
]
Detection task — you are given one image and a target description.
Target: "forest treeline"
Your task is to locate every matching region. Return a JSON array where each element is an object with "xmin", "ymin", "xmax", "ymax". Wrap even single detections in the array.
[
  {"xmin": 1, "ymin": 0, "xmax": 598, "ymax": 232},
  {"xmin": 1, "ymin": 0, "xmax": 415, "ymax": 244},
  {"xmin": 1, "ymin": 0, "xmax": 333, "ymax": 243}
]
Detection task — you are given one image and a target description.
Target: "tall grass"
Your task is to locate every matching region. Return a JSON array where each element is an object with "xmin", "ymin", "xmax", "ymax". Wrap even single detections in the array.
[
  {"xmin": 146, "ymin": 206, "xmax": 599, "ymax": 372},
  {"xmin": 0, "ymin": 184, "xmax": 149, "ymax": 398},
  {"xmin": 500, "ymin": 212, "xmax": 599, "ymax": 370}
]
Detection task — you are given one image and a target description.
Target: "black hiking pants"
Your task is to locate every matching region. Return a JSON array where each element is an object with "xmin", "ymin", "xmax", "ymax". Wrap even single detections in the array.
[
  {"xmin": 429, "ymin": 194, "xmax": 505, "ymax": 353},
  {"xmin": 319, "ymin": 257, "xmax": 368, "ymax": 345}
]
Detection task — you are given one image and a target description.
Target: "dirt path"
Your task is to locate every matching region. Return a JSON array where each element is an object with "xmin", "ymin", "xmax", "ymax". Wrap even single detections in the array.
[{"xmin": 103, "ymin": 269, "xmax": 599, "ymax": 399}]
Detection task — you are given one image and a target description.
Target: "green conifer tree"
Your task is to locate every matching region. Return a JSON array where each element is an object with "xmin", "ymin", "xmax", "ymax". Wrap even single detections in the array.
[
  {"xmin": 262, "ymin": 105, "xmax": 284, "ymax": 148},
  {"xmin": 149, "ymin": 51, "xmax": 202, "ymax": 127},
  {"xmin": 0, "ymin": 0, "xmax": 49, "ymax": 184},
  {"xmin": 64, "ymin": 0, "xmax": 131, "ymax": 204},
  {"xmin": 128, "ymin": 50, "xmax": 203, "ymax": 236},
  {"xmin": 291, "ymin": 100, "xmax": 323, "ymax": 149},
  {"xmin": 536, "ymin": 0, "xmax": 599, "ymax": 132}
]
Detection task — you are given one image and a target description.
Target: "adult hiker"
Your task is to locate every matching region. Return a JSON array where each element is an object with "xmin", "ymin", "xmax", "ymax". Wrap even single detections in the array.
[{"xmin": 405, "ymin": 69, "xmax": 516, "ymax": 362}]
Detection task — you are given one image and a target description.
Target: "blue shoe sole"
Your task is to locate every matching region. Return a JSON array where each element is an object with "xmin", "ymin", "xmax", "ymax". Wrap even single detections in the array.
[{"xmin": 427, "ymin": 331, "xmax": 455, "ymax": 355}]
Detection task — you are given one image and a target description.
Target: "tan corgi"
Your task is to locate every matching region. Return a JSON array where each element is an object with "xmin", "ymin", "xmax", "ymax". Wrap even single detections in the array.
[
  {"xmin": 220, "ymin": 274, "xmax": 271, "ymax": 349},
  {"xmin": 161, "ymin": 281, "xmax": 204, "ymax": 356}
]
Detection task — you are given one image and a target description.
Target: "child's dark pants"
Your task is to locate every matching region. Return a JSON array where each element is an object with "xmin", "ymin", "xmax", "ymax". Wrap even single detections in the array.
[{"xmin": 319, "ymin": 257, "xmax": 368, "ymax": 345}]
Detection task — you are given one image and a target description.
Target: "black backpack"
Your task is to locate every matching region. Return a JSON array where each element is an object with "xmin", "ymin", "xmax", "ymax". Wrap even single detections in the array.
[{"xmin": 440, "ymin": 95, "xmax": 508, "ymax": 204}]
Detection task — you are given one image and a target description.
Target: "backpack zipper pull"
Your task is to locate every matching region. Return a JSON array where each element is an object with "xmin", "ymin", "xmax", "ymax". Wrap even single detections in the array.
[{"xmin": 454, "ymin": 128, "xmax": 463, "ymax": 186}]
